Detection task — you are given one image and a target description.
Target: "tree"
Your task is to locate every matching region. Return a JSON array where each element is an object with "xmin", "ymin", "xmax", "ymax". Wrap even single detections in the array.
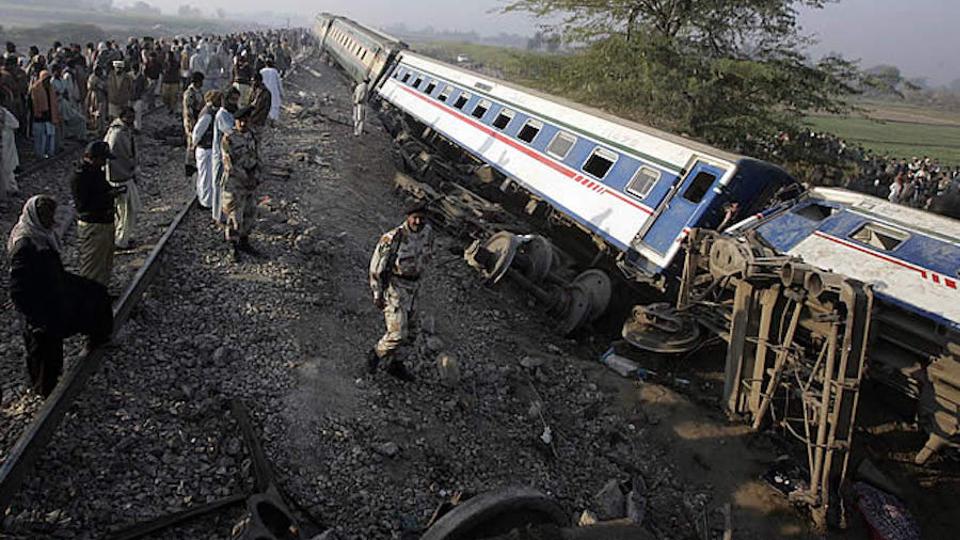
[{"xmin": 501, "ymin": 0, "xmax": 861, "ymax": 159}]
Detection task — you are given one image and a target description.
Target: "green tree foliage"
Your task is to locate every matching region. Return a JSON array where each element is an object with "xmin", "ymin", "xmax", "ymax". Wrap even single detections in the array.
[{"xmin": 502, "ymin": 0, "xmax": 861, "ymax": 159}]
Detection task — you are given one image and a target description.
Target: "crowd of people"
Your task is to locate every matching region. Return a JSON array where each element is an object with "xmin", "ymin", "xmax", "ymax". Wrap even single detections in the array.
[
  {"xmin": 2, "ymin": 28, "xmax": 310, "ymax": 397},
  {"xmin": 765, "ymin": 130, "xmax": 960, "ymax": 216}
]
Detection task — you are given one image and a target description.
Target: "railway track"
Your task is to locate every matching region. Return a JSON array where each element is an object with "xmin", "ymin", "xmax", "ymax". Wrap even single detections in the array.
[
  {"xmin": 0, "ymin": 195, "xmax": 196, "ymax": 513},
  {"xmin": 0, "ymin": 106, "xmax": 195, "ymax": 520}
]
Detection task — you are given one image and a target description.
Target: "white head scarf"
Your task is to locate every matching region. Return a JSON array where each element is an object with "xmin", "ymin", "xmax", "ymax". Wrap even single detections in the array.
[{"xmin": 7, "ymin": 195, "xmax": 61, "ymax": 255}]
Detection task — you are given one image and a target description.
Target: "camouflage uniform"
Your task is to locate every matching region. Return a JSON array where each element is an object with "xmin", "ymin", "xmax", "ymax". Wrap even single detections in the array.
[
  {"xmin": 220, "ymin": 128, "xmax": 260, "ymax": 241},
  {"xmin": 369, "ymin": 222, "xmax": 434, "ymax": 359}
]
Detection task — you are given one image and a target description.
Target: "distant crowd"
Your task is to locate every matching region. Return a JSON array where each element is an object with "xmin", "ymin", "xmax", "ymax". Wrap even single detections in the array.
[
  {"xmin": 0, "ymin": 29, "xmax": 312, "ymax": 201},
  {"xmin": 765, "ymin": 130, "xmax": 960, "ymax": 216}
]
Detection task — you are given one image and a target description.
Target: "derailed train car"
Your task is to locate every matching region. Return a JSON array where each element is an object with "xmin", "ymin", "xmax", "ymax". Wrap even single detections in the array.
[{"xmin": 314, "ymin": 13, "xmax": 959, "ymax": 528}]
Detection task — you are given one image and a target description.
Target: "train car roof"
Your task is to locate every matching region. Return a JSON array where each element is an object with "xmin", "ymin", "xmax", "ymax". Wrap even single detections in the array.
[
  {"xmin": 810, "ymin": 187, "xmax": 960, "ymax": 244},
  {"xmin": 329, "ymin": 15, "xmax": 406, "ymax": 48},
  {"xmin": 398, "ymin": 51, "xmax": 747, "ymax": 171}
]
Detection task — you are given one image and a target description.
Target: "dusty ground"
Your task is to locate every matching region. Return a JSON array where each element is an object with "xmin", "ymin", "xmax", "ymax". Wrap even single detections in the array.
[{"xmin": 4, "ymin": 54, "xmax": 949, "ymax": 540}]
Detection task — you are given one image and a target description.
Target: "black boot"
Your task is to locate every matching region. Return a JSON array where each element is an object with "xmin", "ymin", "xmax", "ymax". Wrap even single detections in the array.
[
  {"xmin": 386, "ymin": 359, "xmax": 415, "ymax": 382},
  {"xmin": 238, "ymin": 236, "xmax": 258, "ymax": 255},
  {"xmin": 230, "ymin": 242, "xmax": 241, "ymax": 262},
  {"xmin": 366, "ymin": 348, "xmax": 381, "ymax": 374}
]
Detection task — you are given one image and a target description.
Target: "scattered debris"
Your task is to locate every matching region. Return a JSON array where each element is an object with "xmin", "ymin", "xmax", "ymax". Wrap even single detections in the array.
[
  {"xmin": 852, "ymin": 482, "xmax": 921, "ymax": 540},
  {"xmin": 593, "ymin": 479, "xmax": 626, "ymax": 521},
  {"xmin": 436, "ymin": 353, "xmax": 460, "ymax": 387},
  {"xmin": 373, "ymin": 442, "xmax": 400, "ymax": 458}
]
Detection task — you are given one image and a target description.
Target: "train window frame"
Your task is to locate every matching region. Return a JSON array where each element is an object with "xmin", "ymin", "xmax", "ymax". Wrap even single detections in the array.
[
  {"xmin": 425, "ymin": 80, "xmax": 438, "ymax": 95},
  {"xmin": 492, "ymin": 109, "xmax": 515, "ymax": 130},
  {"xmin": 517, "ymin": 119, "xmax": 543, "ymax": 144},
  {"xmin": 472, "ymin": 99, "xmax": 492, "ymax": 120},
  {"xmin": 626, "ymin": 166, "xmax": 661, "ymax": 199},
  {"xmin": 682, "ymin": 171, "xmax": 717, "ymax": 204},
  {"xmin": 546, "ymin": 131, "xmax": 577, "ymax": 161},
  {"xmin": 413, "ymin": 75, "xmax": 423, "ymax": 89},
  {"xmin": 454, "ymin": 92, "xmax": 472, "ymax": 110},
  {"xmin": 581, "ymin": 147, "xmax": 619, "ymax": 180},
  {"xmin": 849, "ymin": 222, "xmax": 909, "ymax": 251},
  {"xmin": 438, "ymin": 86, "xmax": 453, "ymax": 102},
  {"xmin": 402, "ymin": 72, "xmax": 411, "ymax": 83}
]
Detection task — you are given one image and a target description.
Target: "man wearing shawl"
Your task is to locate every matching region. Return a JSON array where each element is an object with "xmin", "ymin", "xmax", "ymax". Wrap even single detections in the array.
[
  {"xmin": 29, "ymin": 70, "xmax": 60, "ymax": 159},
  {"xmin": 259, "ymin": 58, "xmax": 282, "ymax": 122},
  {"xmin": 7, "ymin": 195, "xmax": 113, "ymax": 396},
  {"xmin": 104, "ymin": 107, "xmax": 141, "ymax": 249}
]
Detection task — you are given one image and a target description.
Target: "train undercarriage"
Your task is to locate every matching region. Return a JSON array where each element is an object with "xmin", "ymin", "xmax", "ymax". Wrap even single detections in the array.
[{"xmin": 377, "ymin": 99, "xmax": 960, "ymax": 531}]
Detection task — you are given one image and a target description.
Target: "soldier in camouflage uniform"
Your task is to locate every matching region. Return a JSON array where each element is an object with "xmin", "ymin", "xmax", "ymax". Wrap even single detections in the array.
[
  {"xmin": 367, "ymin": 206, "xmax": 434, "ymax": 381},
  {"xmin": 220, "ymin": 106, "xmax": 261, "ymax": 262}
]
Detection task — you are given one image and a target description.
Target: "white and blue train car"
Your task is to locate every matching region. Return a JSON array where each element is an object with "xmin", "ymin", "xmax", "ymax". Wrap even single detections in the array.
[
  {"xmin": 376, "ymin": 52, "xmax": 798, "ymax": 282},
  {"xmin": 729, "ymin": 187, "xmax": 960, "ymax": 396}
]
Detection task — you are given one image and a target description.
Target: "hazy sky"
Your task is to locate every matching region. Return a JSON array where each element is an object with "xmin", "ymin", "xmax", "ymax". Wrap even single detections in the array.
[{"xmin": 151, "ymin": 0, "xmax": 958, "ymax": 84}]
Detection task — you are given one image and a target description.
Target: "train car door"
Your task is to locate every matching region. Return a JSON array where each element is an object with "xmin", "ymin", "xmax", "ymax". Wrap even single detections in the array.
[{"xmin": 637, "ymin": 160, "xmax": 726, "ymax": 255}]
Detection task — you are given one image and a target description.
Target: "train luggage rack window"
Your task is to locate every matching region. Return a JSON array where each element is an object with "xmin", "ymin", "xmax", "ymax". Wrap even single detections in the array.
[
  {"xmin": 438, "ymin": 86, "xmax": 453, "ymax": 102},
  {"xmin": 454, "ymin": 92, "xmax": 472, "ymax": 110},
  {"xmin": 582, "ymin": 147, "xmax": 618, "ymax": 179},
  {"xmin": 517, "ymin": 119, "xmax": 543, "ymax": 143},
  {"xmin": 493, "ymin": 109, "xmax": 515, "ymax": 130},
  {"xmin": 546, "ymin": 131, "xmax": 577, "ymax": 160},
  {"xmin": 472, "ymin": 99, "xmax": 492, "ymax": 119},
  {"xmin": 682, "ymin": 172, "xmax": 716, "ymax": 203},
  {"xmin": 626, "ymin": 166, "xmax": 660, "ymax": 199},
  {"xmin": 425, "ymin": 80, "xmax": 438, "ymax": 94},
  {"xmin": 850, "ymin": 222, "xmax": 908, "ymax": 251}
]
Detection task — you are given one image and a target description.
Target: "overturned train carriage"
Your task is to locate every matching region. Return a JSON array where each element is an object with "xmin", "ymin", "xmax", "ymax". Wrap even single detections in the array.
[{"xmin": 313, "ymin": 13, "xmax": 960, "ymax": 528}]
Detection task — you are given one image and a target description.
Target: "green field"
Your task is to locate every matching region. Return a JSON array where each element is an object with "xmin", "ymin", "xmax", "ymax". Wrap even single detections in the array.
[{"xmin": 806, "ymin": 103, "xmax": 960, "ymax": 166}]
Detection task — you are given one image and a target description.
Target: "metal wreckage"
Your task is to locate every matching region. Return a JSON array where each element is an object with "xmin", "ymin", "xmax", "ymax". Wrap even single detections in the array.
[{"xmin": 312, "ymin": 12, "xmax": 959, "ymax": 536}]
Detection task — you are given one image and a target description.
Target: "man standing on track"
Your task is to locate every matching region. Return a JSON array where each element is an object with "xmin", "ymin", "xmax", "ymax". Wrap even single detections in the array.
[
  {"xmin": 192, "ymin": 90, "xmax": 221, "ymax": 210},
  {"xmin": 106, "ymin": 60, "xmax": 132, "ymax": 122},
  {"xmin": 367, "ymin": 206, "xmax": 434, "ymax": 382},
  {"xmin": 182, "ymin": 72, "xmax": 205, "ymax": 177},
  {"xmin": 220, "ymin": 107, "xmax": 261, "ymax": 262},
  {"xmin": 104, "ymin": 107, "xmax": 140, "ymax": 250},
  {"xmin": 353, "ymin": 78, "xmax": 368, "ymax": 137},
  {"xmin": 7, "ymin": 195, "xmax": 113, "ymax": 397},
  {"xmin": 248, "ymin": 72, "xmax": 271, "ymax": 137},
  {"xmin": 71, "ymin": 141, "xmax": 121, "ymax": 287},
  {"xmin": 212, "ymin": 87, "xmax": 239, "ymax": 223}
]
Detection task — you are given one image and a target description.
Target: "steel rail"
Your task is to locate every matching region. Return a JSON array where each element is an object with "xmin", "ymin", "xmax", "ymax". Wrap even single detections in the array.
[{"xmin": 0, "ymin": 196, "xmax": 197, "ymax": 514}]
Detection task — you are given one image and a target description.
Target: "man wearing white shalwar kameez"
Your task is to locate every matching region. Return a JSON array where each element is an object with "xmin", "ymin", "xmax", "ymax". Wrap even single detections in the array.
[
  {"xmin": 211, "ymin": 88, "xmax": 239, "ymax": 223},
  {"xmin": 191, "ymin": 91, "xmax": 220, "ymax": 209},
  {"xmin": 1, "ymin": 105, "xmax": 20, "ymax": 199},
  {"xmin": 259, "ymin": 62, "xmax": 282, "ymax": 121}
]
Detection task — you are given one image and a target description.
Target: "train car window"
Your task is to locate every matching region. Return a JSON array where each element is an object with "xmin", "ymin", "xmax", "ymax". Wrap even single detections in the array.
[
  {"xmin": 850, "ymin": 222, "xmax": 908, "ymax": 251},
  {"xmin": 413, "ymin": 76, "xmax": 423, "ymax": 88},
  {"xmin": 402, "ymin": 72, "xmax": 411, "ymax": 83},
  {"xmin": 626, "ymin": 166, "xmax": 660, "ymax": 198},
  {"xmin": 682, "ymin": 172, "xmax": 716, "ymax": 203},
  {"xmin": 361, "ymin": 51, "xmax": 367, "ymax": 61},
  {"xmin": 493, "ymin": 109, "xmax": 515, "ymax": 130},
  {"xmin": 517, "ymin": 119, "xmax": 543, "ymax": 143},
  {"xmin": 454, "ymin": 92, "xmax": 472, "ymax": 110},
  {"xmin": 546, "ymin": 132, "xmax": 577, "ymax": 160},
  {"xmin": 472, "ymin": 99, "xmax": 491, "ymax": 119},
  {"xmin": 794, "ymin": 203, "xmax": 835, "ymax": 221},
  {"xmin": 582, "ymin": 147, "xmax": 618, "ymax": 179},
  {"xmin": 439, "ymin": 86, "xmax": 453, "ymax": 102},
  {"xmin": 425, "ymin": 80, "xmax": 438, "ymax": 94}
]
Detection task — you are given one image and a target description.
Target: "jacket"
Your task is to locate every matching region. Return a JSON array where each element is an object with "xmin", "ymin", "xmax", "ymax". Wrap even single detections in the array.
[
  {"xmin": 104, "ymin": 119, "xmax": 137, "ymax": 182},
  {"xmin": 71, "ymin": 161, "xmax": 115, "ymax": 224}
]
